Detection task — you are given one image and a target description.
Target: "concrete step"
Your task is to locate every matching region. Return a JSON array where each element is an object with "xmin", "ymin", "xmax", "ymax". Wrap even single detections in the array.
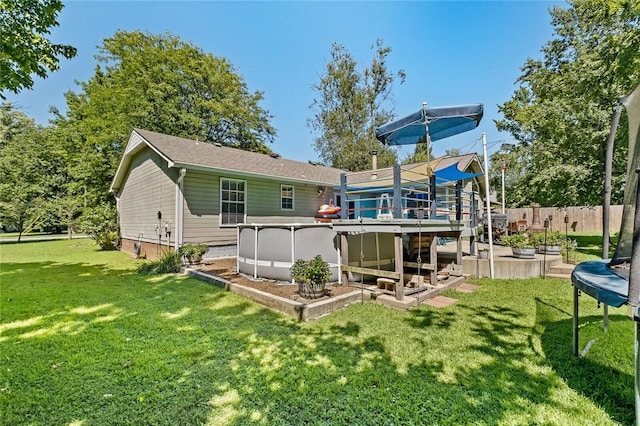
[
  {"xmin": 549, "ymin": 263, "xmax": 575, "ymax": 275},
  {"xmin": 545, "ymin": 272, "xmax": 571, "ymax": 280}
]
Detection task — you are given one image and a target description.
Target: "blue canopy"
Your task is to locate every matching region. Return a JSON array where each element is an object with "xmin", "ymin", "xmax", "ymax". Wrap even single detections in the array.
[
  {"xmin": 434, "ymin": 162, "xmax": 483, "ymax": 183},
  {"xmin": 375, "ymin": 104, "xmax": 484, "ymax": 146}
]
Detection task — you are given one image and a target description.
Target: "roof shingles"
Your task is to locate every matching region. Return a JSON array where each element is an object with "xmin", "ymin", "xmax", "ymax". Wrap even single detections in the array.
[{"xmin": 134, "ymin": 128, "xmax": 344, "ymax": 185}]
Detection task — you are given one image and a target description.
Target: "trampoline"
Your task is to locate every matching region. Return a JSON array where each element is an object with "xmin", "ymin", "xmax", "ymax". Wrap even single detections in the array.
[{"xmin": 570, "ymin": 83, "xmax": 640, "ymax": 420}]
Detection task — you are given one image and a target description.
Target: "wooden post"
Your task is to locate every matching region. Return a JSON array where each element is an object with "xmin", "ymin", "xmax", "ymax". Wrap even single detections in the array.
[
  {"xmin": 340, "ymin": 233, "xmax": 349, "ymax": 286},
  {"xmin": 430, "ymin": 235, "xmax": 438, "ymax": 286},
  {"xmin": 393, "ymin": 163, "xmax": 402, "ymax": 219},
  {"xmin": 394, "ymin": 233, "xmax": 404, "ymax": 300},
  {"xmin": 455, "ymin": 180, "xmax": 462, "ymax": 221},
  {"xmin": 340, "ymin": 173, "xmax": 347, "ymax": 219}
]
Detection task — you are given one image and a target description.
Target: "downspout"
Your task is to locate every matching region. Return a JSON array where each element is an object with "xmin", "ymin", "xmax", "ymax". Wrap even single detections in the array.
[{"xmin": 174, "ymin": 168, "xmax": 186, "ymax": 250}]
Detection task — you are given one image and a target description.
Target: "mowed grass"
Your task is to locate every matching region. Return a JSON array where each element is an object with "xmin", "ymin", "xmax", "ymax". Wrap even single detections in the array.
[{"xmin": 0, "ymin": 240, "xmax": 634, "ymax": 425}]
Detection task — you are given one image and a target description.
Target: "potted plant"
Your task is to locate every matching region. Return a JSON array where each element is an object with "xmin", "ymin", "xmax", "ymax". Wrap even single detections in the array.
[
  {"xmin": 530, "ymin": 231, "xmax": 564, "ymax": 255},
  {"xmin": 500, "ymin": 233, "xmax": 535, "ymax": 259},
  {"xmin": 178, "ymin": 243, "xmax": 208, "ymax": 265},
  {"xmin": 290, "ymin": 255, "xmax": 331, "ymax": 299}
]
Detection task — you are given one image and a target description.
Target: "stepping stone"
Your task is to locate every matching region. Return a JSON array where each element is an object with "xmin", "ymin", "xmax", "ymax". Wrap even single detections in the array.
[
  {"xmin": 424, "ymin": 295, "xmax": 458, "ymax": 308},
  {"xmin": 456, "ymin": 283, "xmax": 480, "ymax": 293}
]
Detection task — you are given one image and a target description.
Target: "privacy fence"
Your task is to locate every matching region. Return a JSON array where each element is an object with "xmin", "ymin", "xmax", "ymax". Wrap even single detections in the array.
[{"xmin": 504, "ymin": 205, "xmax": 623, "ymax": 234}]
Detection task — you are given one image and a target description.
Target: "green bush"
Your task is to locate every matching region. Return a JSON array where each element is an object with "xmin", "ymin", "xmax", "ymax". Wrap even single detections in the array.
[
  {"xmin": 290, "ymin": 255, "xmax": 331, "ymax": 284},
  {"xmin": 530, "ymin": 230, "xmax": 565, "ymax": 246},
  {"xmin": 178, "ymin": 243, "xmax": 208, "ymax": 264},
  {"xmin": 500, "ymin": 233, "xmax": 532, "ymax": 248},
  {"xmin": 136, "ymin": 250, "xmax": 182, "ymax": 275},
  {"xmin": 79, "ymin": 204, "xmax": 120, "ymax": 250}
]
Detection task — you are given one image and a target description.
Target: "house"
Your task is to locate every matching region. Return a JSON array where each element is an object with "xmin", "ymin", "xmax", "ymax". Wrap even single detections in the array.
[{"xmin": 110, "ymin": 129, "xmax": 344, "ymax": 258}]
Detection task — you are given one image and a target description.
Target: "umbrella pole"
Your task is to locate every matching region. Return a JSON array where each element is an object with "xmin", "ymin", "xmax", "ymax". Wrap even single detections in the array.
[{"xmin": 482, "ymin": 132, "xmax": 495, "ymax": 278}]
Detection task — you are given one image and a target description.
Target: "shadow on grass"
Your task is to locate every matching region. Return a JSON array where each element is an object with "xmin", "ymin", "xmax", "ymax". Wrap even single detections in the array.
[
  {"xmin": 1, "ymin": 258, "xmax": 627, "ymax": 424},
  {"xmin": 536, "ymin": 298, "xmax": 634, "ymax": 424}
]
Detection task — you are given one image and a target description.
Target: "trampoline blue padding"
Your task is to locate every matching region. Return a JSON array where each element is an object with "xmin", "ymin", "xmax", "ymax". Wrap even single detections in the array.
[{"xmin": 571, "ymin": 259, "xmax": 629, "ymax": 307}]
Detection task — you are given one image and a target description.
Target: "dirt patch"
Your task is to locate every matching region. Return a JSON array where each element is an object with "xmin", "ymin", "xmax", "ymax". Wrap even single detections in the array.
[{"xmin": 196, "ymin": 257, "xmax": 357, "ymax": 300}]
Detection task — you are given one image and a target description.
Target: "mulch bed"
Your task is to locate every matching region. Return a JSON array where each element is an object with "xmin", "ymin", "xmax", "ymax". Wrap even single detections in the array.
[{"xmin": 196, "ymin": 257, "xmax": 357, "ymax": 300}]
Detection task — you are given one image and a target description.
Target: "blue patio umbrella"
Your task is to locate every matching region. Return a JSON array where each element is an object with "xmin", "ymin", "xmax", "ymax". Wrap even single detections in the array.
[{"xmin": 375, "ymin": 103, "xmax": 484, "ymax": 146}]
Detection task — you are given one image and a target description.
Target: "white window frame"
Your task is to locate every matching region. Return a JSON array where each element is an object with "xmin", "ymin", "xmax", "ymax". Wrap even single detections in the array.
[
  {"xmin": 219, "ymin": 177, "xmax": 246, "ymax": 227},
  {"xmin": 280, "ymin": 184, "xmax": 295, "ymax": 211}
]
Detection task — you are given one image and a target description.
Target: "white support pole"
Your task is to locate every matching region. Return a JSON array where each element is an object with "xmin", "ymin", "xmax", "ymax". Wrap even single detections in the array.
[
  {"xmin": 501, "ymin": 166, "xmax": 506, "ymax": 214},
  {"xmin": 482, "ymin": 133, "xmax": 495, "ymax": 278}
]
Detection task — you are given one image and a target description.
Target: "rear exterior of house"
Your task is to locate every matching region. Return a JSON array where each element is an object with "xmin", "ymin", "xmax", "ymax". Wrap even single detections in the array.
[{"xmin": 111, "ymin": 129, "xmax": 343, "ymax": 259}]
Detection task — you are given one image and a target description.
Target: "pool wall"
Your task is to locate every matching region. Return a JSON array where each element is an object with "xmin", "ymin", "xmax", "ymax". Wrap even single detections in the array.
[{"xmin": 237, "ymin": 224, "xmax": 341, "ymax": 282}]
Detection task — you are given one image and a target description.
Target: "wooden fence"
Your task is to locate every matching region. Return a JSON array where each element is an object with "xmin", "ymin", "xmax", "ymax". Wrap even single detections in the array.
[{"xmin": 504, "ymin": 205, "xmax": 624, "ymax": 234}]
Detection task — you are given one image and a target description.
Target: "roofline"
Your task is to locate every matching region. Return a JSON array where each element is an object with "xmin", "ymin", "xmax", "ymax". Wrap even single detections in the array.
[
  {"xmin": 110, "ymin": 129, "xmax": 340, "ymax": 193},
  {"xmin": 170, "ymin": 161, "xmax": 339, "ymax": 186},
  {"xmin": 110, "ymin": 129, "xmax": 174, "ymax": 194}
]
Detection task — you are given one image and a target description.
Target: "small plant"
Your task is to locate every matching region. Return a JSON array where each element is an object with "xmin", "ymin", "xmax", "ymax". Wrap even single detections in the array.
[
  {"xmin": 178, "ymin": 243, "xmax": 208, "ymax": 265},
  {"xmin": 290, "ymin": 255, "xmax": 331, "ymax": 299},
  {"xmin": 136, "ymin": 250, "xmax": 182, "ymax": 275},
  {"xmin": 562, "ymin": 238, "xmax": 578, "ymax": 264},
  {"xmin": 290, "ymin": 255, "xmax": 331, "ymax": 284},
  {"xmin": 500, "ymin": 233, "xmax": 532, "ymax": 248},
  {"xmin": 530, "ymin": 230, "xmax": 565, "ymax": 247}
]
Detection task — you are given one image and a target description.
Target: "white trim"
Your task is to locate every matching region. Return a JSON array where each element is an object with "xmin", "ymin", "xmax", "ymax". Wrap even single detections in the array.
[
  {"xmin": 219, "ymin": 177, "xmax": 247, "ymax": 227},
  {"xmin": 280, "ymin": 184, "xmax": 295, "ymax": 211},
  {"xmin": 170, "ymin": 161, "xmax": 337, "ymax": 186},
  {"xmin": 174, "ymin": 168, "xmax": 186, "ymax": 250}
]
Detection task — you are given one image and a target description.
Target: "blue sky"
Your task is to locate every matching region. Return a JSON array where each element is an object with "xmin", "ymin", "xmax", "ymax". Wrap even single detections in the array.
[{"xmin": 6, "ymin": 0, "xmax": 562, "ymax": 162}]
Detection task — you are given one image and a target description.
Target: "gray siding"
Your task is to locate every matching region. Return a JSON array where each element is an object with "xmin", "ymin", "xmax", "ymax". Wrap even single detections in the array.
[
  {"xmin": 118, "ymin": 149, "xmax": 177, "ymax": 245},
  {"xmin": 182, "ymin": 170, "xmax": 327, "ymax": 246}
]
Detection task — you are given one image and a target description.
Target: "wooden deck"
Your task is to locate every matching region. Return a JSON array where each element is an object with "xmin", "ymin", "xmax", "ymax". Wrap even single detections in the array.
[{"xmin": 331, "ymin": 218, "xmax": 470, "ymax": 302}]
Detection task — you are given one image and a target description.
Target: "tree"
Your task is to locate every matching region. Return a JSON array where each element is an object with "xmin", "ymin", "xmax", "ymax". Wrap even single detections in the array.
[
  {"xmin": 401, "ymin": 137, "xmax": 434, "ymax": 164},
  {"xmin": 55, "ymin": 30, "xmax": 276, "ymax": 208},
  {"xmin": 308, "ymin": 40, "xmax": 404, "ymax": 171},
  {"xmin": 495, "ymin": 0, "xmax": 640, "ymax": 207},
  {"xmin": 0, "ymin": 0, "xmax": 76, "ymax": 97},
  {"xmin": 445, "ymin": 148, "xmax": 462, "ymax": 157},
  {"xmin": 0, "ymin": 113, "xmax": 61, "ymax": 240}
]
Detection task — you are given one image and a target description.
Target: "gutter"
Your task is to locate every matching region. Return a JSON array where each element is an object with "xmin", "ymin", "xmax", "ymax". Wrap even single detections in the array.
[{"xmin": 175, "ymin": 168, "xmax": 187, "ymax": 250}]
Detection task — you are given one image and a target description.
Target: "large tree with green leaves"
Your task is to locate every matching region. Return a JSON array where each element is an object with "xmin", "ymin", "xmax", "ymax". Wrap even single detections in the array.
[
  {"xmin": 55, "ymin": 30, "xmax": 276, "ymax": 208},
  {"xmin": 0, "ymin": 106, "xmax": 68, "ymax": 239},
  {"xmin": 494, "ymin": 0, "xmax": 639, "ymax": 207},
  {"xmin": 308, "ymin": 40, "xmax": 404, "ymax": 171},
  {"xmin": 0, "ymin": 0, "xmax": 76, "ymax": 97},
  {"xmin": 401, "ymin": 137, "xmax": 434, "ymax": 165}
]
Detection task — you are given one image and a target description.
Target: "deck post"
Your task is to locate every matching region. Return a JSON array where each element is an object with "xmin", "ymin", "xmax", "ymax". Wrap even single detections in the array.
[
  {"xmin": 340, "ymin": 173, "xmax": 347, "ymax": 219},
  {"xmin": 470, "ymin": 190, "xmax": 477, "ymax": 256},
  {"xmin": 340, "ymin": 233, "xmax": 349, "ymax": 286},
  {"xmin": 394, "ymin": 233, "xmax": 404, "ymax": 300},
  {"xmin": 393, "ymin": 163, "xmax": 402, "ymax": 219},
  {"xmin": 455, "ymin": 180, "xmax": 462, "ymax": 221},
  {"xmin": 430, "ymin": 176, "xmax": 437, "ymax": 219},
  {"xmin": 430, "ymin": 234, "xmax": 438, "ymax": 285}
]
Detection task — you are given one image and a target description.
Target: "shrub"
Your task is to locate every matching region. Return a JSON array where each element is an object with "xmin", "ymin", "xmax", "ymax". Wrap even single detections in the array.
[
  {"xmin": 530, "ymin": 230, "xmax": 565, "ymax": 246},
  {"xmin": 79, "ymin": 204, "xmax": 119, "ymax": 250},
  {"xmin": 500, "ymin": 233, "xmax": 532, "ymax": 248},
  {"xmin": 290, "ymin": 255, "xmax": 331, "ymax": 284},
  {"xmin": 136, "ymin": 250, "xmax": 182, "ymax": 275},
  {"xmin": 178, "ymin": 243, "xmax": 208, "ymax": 264}
]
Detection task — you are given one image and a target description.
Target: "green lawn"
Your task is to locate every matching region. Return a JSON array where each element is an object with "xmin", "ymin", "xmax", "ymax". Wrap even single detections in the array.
[{"xmin": 0, "ymin": 239, "xmax": 634, "ymax": 425}]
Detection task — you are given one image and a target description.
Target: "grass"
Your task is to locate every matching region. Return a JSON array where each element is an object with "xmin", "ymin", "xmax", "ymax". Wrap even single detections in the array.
[{"xmin": 0, "ymin": 239, "xmax": 635, "ymax": 425}]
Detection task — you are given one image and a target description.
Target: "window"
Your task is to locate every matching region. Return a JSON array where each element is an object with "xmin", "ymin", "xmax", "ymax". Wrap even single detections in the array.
[
  {"xmin": 281, "ymin": 185, "xmax": 294, "ymax": 210},
  {"xmin": 220, "ymin": 178, "xmax": 246, "ymax": 225}
]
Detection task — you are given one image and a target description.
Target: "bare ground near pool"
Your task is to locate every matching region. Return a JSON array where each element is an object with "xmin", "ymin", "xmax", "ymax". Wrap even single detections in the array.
[{"xmin": 196, "ymin": 257, "xmax": 356, "ymax": 300}]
